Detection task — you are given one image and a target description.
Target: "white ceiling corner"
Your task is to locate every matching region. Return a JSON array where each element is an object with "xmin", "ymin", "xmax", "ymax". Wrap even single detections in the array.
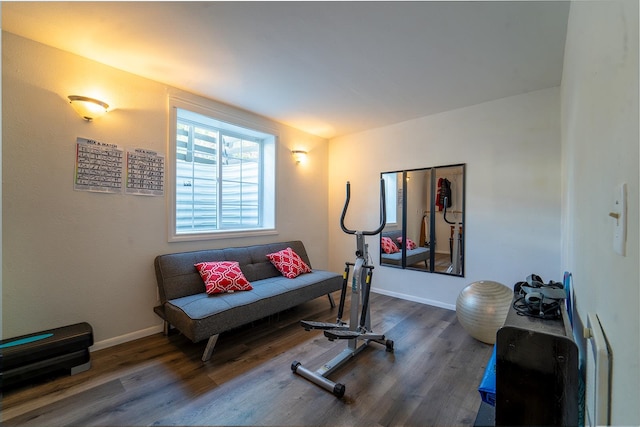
[{"xmin": 2, "ymin": 1, "xmax": 570, "ymax": 139}]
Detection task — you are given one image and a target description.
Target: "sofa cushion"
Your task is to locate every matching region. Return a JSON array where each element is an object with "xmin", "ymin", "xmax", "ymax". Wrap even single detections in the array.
[
  {"xmin": 396, "ymin": 237, "xmax": 417, "ymax": 250},
  {"xmin": 266, "ymin": 247, "xmax": 312, "ymax": 279},
  {"xmin": 381, "ymin": 246, "xmax": 430, "ymax": 267},
  {"xmin": 164, "ymin": 270, "xmax": 343, "ymax": 342},
  {"xmin": 195, "ymin": 261, "xmax": 253, "ymax": 295},
  {"xmin": 381, "ymin": 236, "xmax": 399, "ymax": 254},
  {"xmin": 154, "ymin": 241, "xmax": 313, "ymax": 302}
]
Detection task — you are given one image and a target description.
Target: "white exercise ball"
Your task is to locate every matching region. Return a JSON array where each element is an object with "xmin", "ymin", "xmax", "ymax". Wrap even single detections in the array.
[{"xmin": 456, "ymin": 280, "xmax": 513, "ymax": 344}]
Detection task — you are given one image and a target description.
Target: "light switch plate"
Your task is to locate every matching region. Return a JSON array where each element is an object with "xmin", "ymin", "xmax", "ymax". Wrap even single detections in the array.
[{"xmin": 613, "ymin": 183, "xmax": 627, "ymax": 256}]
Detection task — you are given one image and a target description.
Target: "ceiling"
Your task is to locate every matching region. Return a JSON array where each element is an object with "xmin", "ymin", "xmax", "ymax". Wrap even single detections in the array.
[{"xmin": 2, "ymin": 1, "xmax": 570, "ymax": 139}]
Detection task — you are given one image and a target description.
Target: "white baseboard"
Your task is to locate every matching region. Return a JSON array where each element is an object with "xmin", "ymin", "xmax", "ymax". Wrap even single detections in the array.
[
  {"xmin": 90, "ymin": 324, "xmax": 164, "ymax": 352},
  {"xmin": 371, "ymin": 287, "xmax": 456, "ymax": 311}
]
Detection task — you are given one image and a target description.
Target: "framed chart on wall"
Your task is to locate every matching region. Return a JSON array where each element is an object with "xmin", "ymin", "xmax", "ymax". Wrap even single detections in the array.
[
  {"xmin": 74, "ymin": 137, "xmax": 164, "ymax": 196},
  {"xmin": 74, "ymin": 137, "xmax": 123, "ymax": 193}
]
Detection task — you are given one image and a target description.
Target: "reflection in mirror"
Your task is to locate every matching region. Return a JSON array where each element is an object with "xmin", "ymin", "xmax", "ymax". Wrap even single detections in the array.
[
  {"xmin": 380, "ymin": 164, "xmax": 465, "ymax": 276},
  {"xmin": 380, "ymin": 171, "xmax": 406, "ymax": 268},
  {"xmin": 433, "ymin": 165, "xmax": 464, "ymax": 274},
  {"xmin": 404, "ymin": 169, "xmax": 431, "ymax": 270}
]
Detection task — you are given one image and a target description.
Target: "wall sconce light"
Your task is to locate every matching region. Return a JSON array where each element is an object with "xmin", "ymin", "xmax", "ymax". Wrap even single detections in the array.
[
  {"xmin": 68, "ymin": 95, "xmax": 109, "ymax": 121},
  {"xmin": 291, "ymin": 150, "xmax": 308, "ymax": 164}
]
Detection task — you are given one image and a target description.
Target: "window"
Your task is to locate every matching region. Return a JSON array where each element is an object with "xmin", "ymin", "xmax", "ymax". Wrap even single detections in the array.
[
  {"xmin": 169, "ymin": 98, "xmax": 276, "ymax": 241},
  {"xmin": 383, "ymin": 173, "xmax": 398, "ymax": 225}
]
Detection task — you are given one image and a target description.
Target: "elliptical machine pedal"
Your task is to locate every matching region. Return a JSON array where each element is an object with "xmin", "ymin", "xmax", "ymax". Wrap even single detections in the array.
[
  {"xmin": 323, "ymin": 329, "xmax": 362, "ymax": 340},
  {"xmin": 300, "ymin": 320, "xmax": 348, "ymax": 331}
]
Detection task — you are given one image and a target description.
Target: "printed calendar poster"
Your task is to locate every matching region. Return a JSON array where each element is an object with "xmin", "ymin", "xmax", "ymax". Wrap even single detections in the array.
[
  {"xmin": 125, "ymin": 148, "xmax": 165, "ymax": 196},
  {"xmin": 74, "ymin": 137, "xmax": 123, "ymax": 193}
]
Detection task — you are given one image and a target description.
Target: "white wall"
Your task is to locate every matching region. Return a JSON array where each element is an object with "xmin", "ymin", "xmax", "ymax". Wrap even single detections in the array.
[
  {"xmin": 2, "ymin": 32, "xmax": 331, "ymax": 348},
  {"xmin": 561, "ymin": 1, "xmax": 639, "ymax": 424},
  {"xmin": 0, "ymin": 28, "xmax": 3, "ymax": 338},
  {"xmin": 329, "ymin": 87, "xmax": 562, "ymax": 309}
]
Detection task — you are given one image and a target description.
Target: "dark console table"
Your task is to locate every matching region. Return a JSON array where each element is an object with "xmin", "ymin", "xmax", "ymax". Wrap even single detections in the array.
[{"xmin": 494, "ymin": 293, "xmax": 579, "ymax": 426}]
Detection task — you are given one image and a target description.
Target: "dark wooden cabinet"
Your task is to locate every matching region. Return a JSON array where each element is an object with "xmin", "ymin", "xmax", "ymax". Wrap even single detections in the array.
[{"xmin": 495, "ymin": 294, "xmax": 579, "ymax": 426}]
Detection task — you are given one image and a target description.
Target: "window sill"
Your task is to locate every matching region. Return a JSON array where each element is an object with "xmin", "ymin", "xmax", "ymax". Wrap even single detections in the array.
[{"xmin": 169, "ymin": 228, "xmax": 278, "ymax": 243}]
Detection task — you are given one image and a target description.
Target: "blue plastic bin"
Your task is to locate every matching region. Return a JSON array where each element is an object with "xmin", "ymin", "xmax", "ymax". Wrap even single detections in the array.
[{"xmin": 478, "ymin": 345, "xmax": 497, "ymax": 406}]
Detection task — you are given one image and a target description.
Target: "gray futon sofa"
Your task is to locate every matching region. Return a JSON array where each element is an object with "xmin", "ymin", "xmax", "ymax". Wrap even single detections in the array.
[
  {"xmin": 154, "ymin": 240, "xmax": 342, "ymax": 361},
  {"xmin": 381, "ymin": 230, "xmax": 430, "ymax": 268}
]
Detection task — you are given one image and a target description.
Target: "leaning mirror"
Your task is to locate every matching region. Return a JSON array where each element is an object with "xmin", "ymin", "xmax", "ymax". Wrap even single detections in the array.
[{"xmin": 380, "ymin": 164, "xmax": 465, "ymax": 276}]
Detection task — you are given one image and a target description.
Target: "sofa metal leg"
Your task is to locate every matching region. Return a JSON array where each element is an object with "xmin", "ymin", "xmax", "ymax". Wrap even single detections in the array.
[
  {"xmin": 328, "ymin": 293, "xmax": 336, "ymax": 308},
  {"xmin": 202, "ymin": 334, "xmax": 219, "ymax": 362}
]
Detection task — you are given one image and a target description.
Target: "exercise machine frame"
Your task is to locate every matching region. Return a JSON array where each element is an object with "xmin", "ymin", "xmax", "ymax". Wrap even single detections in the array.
[{"xmin": 291, "ymin": 180, "xmax": 394, "ymax": 398}]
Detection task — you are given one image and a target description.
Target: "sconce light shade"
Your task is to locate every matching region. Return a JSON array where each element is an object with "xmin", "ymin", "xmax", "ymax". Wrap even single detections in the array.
[
  {"xmin": 68, "ymin": 95, "xmax": 109, "ymax": 121},
  {"xmin": 291, "ymin": 150, "xmax": 308, "ymax": 164}
]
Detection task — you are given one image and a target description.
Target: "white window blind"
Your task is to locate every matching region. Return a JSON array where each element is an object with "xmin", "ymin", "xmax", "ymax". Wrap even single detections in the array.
[{"xmin": 171, "ymin": 104, "xmax": 275, "ymax": 239}]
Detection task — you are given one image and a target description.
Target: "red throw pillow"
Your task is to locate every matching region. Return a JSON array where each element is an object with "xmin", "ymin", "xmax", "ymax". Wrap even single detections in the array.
[
  {"xmin": 266, "ymin": 247, "xmax": 312, "ymax": 279},
  {"xmin": 396, "ymin": 237, "xmax": 418, "ymax": 250},
  {"xmin": 381, "ymin": 237, "xmax": 399, "ymax": 254},
  {"xmin": 195, "ymin": 261, "xmax": 253, "ymax": 295}
]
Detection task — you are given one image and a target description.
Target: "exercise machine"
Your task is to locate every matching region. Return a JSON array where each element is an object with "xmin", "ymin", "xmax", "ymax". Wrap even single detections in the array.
[{"xmin": 291, "ymin": 180, "xmax": 394, "ymax": 398}]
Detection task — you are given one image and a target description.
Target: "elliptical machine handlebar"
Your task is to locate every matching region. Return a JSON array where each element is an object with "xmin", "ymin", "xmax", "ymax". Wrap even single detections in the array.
[
  {"xmin": 443, "ymin": 196, "xmax": 463, "ymax": 225},
  {"xmin": 340, "ymin": 179, "xmax": 387, "ymax": 236}
]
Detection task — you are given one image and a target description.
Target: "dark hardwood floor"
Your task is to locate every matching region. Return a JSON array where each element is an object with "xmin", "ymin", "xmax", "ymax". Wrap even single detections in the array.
[{"xmin": 1, "ymin": 293, "xmax": 493, "ymax": 426}]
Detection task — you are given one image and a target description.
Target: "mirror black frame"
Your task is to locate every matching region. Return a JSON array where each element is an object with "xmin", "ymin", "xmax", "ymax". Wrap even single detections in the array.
[{"xmin": 380, "ymin": 163, "xmax": 466, "ymax": 276}]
